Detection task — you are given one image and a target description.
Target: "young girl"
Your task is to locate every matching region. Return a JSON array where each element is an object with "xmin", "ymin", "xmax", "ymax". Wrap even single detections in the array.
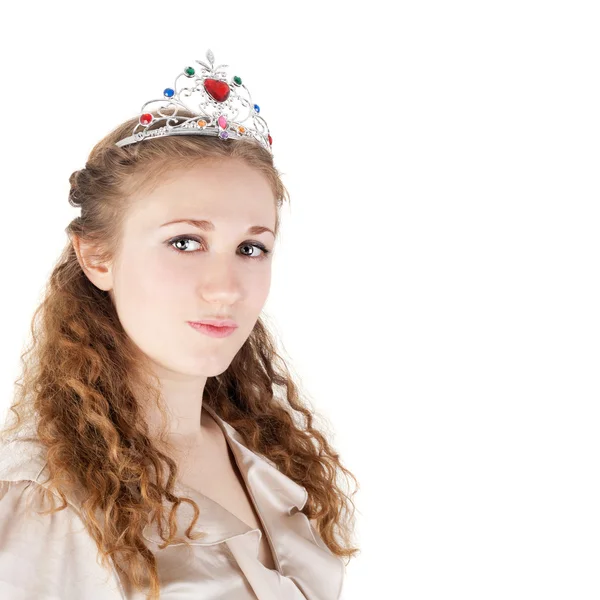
[{"xmin": 0, "ymin": 50, "xmax": 359, "ymax": 599}]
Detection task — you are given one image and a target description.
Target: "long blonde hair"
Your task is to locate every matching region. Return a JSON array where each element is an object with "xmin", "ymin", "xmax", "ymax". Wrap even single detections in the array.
[{"xmin": 1, "ymin": 109, "xmax": 360, "ymax": 599}]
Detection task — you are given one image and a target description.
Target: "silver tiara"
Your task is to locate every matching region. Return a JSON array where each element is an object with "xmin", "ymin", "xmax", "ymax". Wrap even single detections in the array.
[{"xmin": 115, "ymin": 49, "xmax": 273, "ymax": 153}]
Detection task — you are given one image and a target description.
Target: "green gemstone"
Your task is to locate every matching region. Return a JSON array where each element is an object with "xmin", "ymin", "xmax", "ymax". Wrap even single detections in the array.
[
  {"xmin": 184, "ymin": 66, "xmax": 195, "ymax": 77},
  {"xmin": 233, "ymin": 75, "xmax": 242, "ymax": 86}
]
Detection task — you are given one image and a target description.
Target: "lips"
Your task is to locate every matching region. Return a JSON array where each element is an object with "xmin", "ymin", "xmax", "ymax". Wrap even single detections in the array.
[
  {"xmin": 191, "ymin": 319, "xmax": 238, "ymax": 329},
  {"xmin": 188, "ymin": 321, "xmax": 237, "ymax": 338}
]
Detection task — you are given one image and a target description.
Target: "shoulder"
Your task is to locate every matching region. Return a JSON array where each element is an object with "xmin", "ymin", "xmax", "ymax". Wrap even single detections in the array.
[
  {"xmin": 0, "ymin": 437, "xmax": 125, "ymax": 599},
  {"xmin": 0, "ymin": 434, "xmax": 47, "ymax": 481}
]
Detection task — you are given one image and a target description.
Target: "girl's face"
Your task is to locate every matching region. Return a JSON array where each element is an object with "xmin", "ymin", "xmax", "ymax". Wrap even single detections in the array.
[{"xmin": 108, "ymin": 158, "xmax": 277, "ymax": 378}]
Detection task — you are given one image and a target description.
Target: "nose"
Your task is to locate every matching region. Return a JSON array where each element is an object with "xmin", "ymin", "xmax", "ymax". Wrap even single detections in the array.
[{"xmin": 197, "ymin": 251, "xmax": 242, "ymax": 299}]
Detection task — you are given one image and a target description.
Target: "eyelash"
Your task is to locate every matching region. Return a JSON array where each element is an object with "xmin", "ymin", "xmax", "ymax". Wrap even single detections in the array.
[{"xmin": 166, "ymin": 235, "xmax": 271, "ymax": 261}]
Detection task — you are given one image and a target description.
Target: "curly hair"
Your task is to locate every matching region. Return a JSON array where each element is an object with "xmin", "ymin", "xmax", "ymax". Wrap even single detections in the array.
[{"xmin": 0, "ymin": 108, "xmax": 360, "ymax": 599}]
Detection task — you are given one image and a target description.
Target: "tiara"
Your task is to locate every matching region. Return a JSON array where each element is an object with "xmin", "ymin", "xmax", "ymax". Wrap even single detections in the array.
[{"xmin": 115, "ymin": 49, "xmax": 273, "ymax": 153}]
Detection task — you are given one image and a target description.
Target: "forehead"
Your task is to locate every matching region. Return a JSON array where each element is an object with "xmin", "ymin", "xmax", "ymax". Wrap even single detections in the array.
[{"xmin": 127, "ymin": 159, "xmax": 276, "ymax": 228}]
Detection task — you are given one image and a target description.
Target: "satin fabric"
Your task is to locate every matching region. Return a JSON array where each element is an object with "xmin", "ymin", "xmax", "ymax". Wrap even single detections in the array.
[{"xmin": 0, "ymin": 405, "xmax": 346, "ymax": 599}]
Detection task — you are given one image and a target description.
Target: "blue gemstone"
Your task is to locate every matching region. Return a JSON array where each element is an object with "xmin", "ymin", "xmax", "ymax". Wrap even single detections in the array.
[
  {"xmin": 164, "ymin": 88, "xmax": 175, "ymax": 98},
  {"xmin": 253, "ymin": 104, "xmax": 260, "ymax": 113}
]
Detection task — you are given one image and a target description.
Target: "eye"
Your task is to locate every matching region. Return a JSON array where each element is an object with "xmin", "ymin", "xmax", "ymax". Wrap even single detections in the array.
[{"xmin": 167, "ymin": 235, "xmax": 271, "ymax": 260}]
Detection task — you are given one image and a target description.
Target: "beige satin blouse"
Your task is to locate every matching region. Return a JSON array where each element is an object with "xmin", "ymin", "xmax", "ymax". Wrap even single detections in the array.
[{"xmin": 0, "ymin": 404, "xmax": 346, "ymax": 599}]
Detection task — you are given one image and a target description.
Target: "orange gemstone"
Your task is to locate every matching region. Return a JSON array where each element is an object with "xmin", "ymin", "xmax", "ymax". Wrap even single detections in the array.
[
  {"xmin": 238, "ymin": 126, "xmax": 246, "ymax": 134},
  {"xmin": 197, "ymin": 119, "xmax": 207, "ymax": 128}
]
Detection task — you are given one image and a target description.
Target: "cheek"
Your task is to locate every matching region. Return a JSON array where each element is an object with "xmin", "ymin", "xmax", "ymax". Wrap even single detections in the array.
[
  {"xmin": 111, "ymin": 247, "xmax": 196, "ymax": 360},
  {"xmin": 248, "ymin": 267, "xmax": 272, "ymax": 309},
  {"xmin": 113, "ymin": 247, "xmax": 188, "ymax": 319},
  {"xmin": 151, "ymin": 251, "xmax": 194, "ymax": 293}
]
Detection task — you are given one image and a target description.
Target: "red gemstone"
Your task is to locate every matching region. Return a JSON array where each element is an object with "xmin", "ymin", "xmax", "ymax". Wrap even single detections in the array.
[
  {"xmin": 268, "ymin": 134, "xmax": 273, "ymax": 145},
  {"xmin": 204, "ymin": 78, "xmax": 231, "ymax": 103},
  {"xmin": 140, "ymin": 113, "xmax": 153, "ymax": 125}
]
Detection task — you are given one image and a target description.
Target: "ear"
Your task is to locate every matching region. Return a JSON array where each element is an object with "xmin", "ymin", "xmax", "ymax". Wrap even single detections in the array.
[{"xmin": 71, "ymin": 234, "xmax": 114, "ymax": 293}]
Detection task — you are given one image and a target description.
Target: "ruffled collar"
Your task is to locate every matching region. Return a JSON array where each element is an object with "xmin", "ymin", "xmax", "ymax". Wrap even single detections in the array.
[{"xmin": 142, "ymin": 403, "xmax": 345, "ymax": 598}]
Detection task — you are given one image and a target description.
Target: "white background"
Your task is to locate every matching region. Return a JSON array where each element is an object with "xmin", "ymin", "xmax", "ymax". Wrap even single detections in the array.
[{"xmin": 1, "ymin": 1, "xmax": 599, "ymax": 598}]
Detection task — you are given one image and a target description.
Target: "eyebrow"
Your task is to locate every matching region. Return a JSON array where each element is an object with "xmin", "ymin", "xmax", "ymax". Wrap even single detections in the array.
[{"xmin": 160, "ymin": 219, "xmax": 275, "ymax": 237}]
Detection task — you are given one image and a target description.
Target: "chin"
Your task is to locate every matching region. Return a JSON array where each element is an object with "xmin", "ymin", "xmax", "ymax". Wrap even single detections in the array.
[{"xmin": 182, "ymin": 355, "xmax": 235, "ymax": 378}]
